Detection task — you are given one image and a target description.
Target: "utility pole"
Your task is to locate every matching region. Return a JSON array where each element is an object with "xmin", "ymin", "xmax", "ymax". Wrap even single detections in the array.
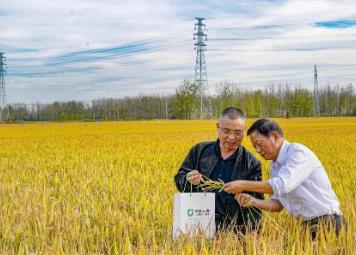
[
  {"xmin": 313, "ymin": 65, "xmax": 319, "ymax": 117},
  {"xmin": 165, "ymin": 93, "xmax": 168, "ymax": 119},
  {"xmin": 194, "ymin": 17, "xmax": 208, "ymax": 119},
  {"xmin": 0, "ymin": 52, "xmax": 7, "ymax": 121}
]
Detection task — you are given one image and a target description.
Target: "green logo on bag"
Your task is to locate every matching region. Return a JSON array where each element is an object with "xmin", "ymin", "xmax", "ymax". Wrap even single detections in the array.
[{"xmin": 187, "ymin": 208, "xmax": 194, "ymax": 217}]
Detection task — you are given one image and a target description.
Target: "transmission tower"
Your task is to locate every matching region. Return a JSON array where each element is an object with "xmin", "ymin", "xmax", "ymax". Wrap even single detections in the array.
[
  {"xmin": 193, "ymin": 17, "xmax": 208, "ymax": 119},
  {"xmin": 313, "ymin": 65, "xmax": 319, "ymax": 117},
  {"xmin": 0, "ymin": 52, "xmax": 7, "ymax": 121}
]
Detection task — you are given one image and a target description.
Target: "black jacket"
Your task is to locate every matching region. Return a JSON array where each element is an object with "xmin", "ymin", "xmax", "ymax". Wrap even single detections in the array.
[{"xmin": 174, "ymin": 140, "xmax": 264, "ymax": 233}]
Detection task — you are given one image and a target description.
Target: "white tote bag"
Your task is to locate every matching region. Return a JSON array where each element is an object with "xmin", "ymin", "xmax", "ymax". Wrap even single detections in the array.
[{"xmin": 172, "ymin": 192, "xmax": 215, "ymax": 239}]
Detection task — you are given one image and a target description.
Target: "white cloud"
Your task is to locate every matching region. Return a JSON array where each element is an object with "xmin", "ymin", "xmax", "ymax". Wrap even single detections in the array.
[{"xmin": 1, "ymin": 0, "xmax": 356, "ymax": 103}]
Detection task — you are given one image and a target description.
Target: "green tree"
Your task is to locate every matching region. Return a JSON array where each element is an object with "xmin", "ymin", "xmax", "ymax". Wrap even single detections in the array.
[{"xmin": 171, "ymin": 80, "xmax": 199, "ymax": 119}]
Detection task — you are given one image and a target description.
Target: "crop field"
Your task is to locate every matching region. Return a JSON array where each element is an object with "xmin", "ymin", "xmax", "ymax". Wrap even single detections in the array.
[{"xmin": 0, "ymin": 118, "xmax": 355, "ymax": 254}]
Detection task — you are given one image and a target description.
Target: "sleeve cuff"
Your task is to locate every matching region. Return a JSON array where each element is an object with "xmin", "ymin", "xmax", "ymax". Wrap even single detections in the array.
[{"xmin": 268, "ymin": 177, "xmax": 283, "ymax": 197}]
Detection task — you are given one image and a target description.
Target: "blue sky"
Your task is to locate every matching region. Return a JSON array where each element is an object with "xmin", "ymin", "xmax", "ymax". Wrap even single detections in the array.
[{"xmin": 1, "ymin": 0, "xmax": 356, "ymax": 103}]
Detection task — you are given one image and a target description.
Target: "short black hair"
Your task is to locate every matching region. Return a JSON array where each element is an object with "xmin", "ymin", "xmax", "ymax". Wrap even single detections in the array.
[
  {"xmin": 221, "ymin": 107, "xmax": 246, "ymax": 120},
  {"xmin": 247, "ymin": 118, "xmax": 284, "ymax": 137}
]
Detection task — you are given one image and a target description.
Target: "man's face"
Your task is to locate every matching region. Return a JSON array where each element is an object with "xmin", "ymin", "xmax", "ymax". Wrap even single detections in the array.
[
  {"xmin": 249, "ymin": 131, "xmax": 280, "ymax": 160},
  {"xmin": 217, "ymin": 117, "xmax": 245, "ymax": 152}
]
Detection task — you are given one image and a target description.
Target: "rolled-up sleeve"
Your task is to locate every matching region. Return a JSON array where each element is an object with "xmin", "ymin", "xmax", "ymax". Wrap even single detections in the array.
[
  {"xmin": 268, "ymin": 177, "xmax": 284, "ymax": 196},
  {"xmin": 268, "ymin": 147, "xmax": 315, "ymax": 196}
]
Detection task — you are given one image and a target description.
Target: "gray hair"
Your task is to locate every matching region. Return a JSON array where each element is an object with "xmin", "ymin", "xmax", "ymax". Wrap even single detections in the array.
[{"xmin": 220, "ymin": 107, "xmax": 246, "ymax": 121}]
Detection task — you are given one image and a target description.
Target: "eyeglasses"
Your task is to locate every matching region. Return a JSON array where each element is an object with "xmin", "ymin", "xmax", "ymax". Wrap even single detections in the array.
[{"xmin": 220, "ymin": 128, "xmax": 244, "ymax": 138}]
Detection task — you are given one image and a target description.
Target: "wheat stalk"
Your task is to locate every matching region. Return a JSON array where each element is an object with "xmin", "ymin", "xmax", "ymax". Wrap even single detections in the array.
[{"xmin": 200, "ymin": 175, "xmax": 225, "ymax": 192}]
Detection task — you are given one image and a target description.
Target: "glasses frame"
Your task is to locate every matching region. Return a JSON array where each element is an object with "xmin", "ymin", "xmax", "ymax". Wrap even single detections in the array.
[{"xmin": 219, "ymin": 127, "xmax": 245, "ymax": 138}]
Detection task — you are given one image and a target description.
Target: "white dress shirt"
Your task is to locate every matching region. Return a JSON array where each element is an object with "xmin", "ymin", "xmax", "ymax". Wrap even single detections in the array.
[{"xmin": 268, "ymin": 140, "xmax": 341, "ymax": 220}]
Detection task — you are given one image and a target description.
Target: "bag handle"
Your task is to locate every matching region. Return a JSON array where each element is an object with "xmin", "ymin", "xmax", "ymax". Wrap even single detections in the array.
[
  {"xmin": 182, "ymin": 166, "xmax": 207, "ymax": 197},
  {"xmin": 183, "ymin": 172, "xmax": 193, "ymax": 196}
]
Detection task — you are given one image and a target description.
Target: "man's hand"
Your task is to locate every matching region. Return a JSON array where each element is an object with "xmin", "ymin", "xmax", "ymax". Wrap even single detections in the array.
[
  {"xmin": 225, "ymin": 180, "xmax": 274, "ymax": 194},
  {"xmin": 186, "ymin": 170, "xmax": 202, "ymax": 185},
  {"xmin": 224, "ymin": 180, "xmax": 244, "ymax": 194},
  {"xmin": 235, "ymin": 193, "xmax": 257, "ymax": 208}
]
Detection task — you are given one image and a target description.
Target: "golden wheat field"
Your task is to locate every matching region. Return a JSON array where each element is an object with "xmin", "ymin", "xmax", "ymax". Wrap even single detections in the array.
[{"xmin": 0, "ymin": 118, "xmax": 355, "ymax": 254}]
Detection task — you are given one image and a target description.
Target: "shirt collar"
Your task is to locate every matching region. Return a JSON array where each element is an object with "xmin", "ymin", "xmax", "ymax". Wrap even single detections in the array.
[{"xmin": 274, "ymin": 140, "xmax": 290, "ymax": 165}]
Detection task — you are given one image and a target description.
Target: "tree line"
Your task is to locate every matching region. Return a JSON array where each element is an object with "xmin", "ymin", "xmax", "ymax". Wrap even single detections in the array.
[{"xmin": 2, "ymin": 81, "xmax": 355, "ymax": 121}]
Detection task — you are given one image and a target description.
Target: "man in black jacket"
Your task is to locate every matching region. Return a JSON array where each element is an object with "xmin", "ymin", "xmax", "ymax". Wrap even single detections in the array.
[{"xmin": 174, "ymin": 107, "xmax": 263, "ymax": 234}]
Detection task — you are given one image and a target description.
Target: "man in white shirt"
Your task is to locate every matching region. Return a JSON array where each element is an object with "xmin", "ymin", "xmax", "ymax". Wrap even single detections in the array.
[{"xmin": 224, "ymin": 118, "xmax": 347, "ymax": 239}]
